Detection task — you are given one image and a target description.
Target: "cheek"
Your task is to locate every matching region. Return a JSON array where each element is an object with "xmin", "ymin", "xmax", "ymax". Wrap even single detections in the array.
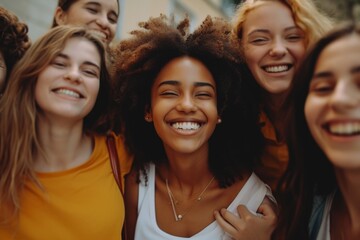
[
  {"xmin": 304, "ymin": 96, "xmax": 312, "ymax": 121},
  {"xmin": 34, "ymin": 79, "xmax": 46, "ymax": 108},
  {"xmin": 109, "ymin": 25, "xmax": 117, "ymax": 37},
  {"xmin": 294, "ymin": 43, "xmax": 306, "ymax": 62},
  {"xmin": 243, "ymin": 46, "xmax": 263, "ymax": 71},
  {"xmin": 90, "ymin": 81, "xmax": 101, "ymax": 102}
]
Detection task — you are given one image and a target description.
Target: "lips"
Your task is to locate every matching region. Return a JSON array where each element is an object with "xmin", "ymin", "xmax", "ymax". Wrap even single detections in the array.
[
  {"xmin": 262, "ymin": 64, "xmax": 292, "ymax": 73},
  {"xmin": 325, "ymin": 122, "xmax": 360, "ymax": 136}
]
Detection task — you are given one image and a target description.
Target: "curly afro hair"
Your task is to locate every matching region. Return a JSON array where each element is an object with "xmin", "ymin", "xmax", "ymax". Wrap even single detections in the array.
[
  {"xmin": 112, "ymin": 15, "xmax": 264, "ymax": 187},
  {"xmin": 0, "ymin": 7, "xmax": 31, "ymax": 83}
]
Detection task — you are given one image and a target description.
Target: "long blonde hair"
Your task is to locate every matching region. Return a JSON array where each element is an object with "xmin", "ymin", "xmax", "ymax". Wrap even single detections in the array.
[
  {"xmin": 0, "ymin": 25, "xmax": 110, "ymax": 220},
  {"xmin": 232, "ymin": 0, "xmax": 334, "ymax": 48}
]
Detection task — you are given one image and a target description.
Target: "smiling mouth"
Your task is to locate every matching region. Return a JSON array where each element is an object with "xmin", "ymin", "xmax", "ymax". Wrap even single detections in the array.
[
  {"xmin": 262, "ymin": 64, "xmax": 292, "ymax": 73},
  {"xmin": 170, "ymin": 121, "xmax": 203, "ymax": 131},
  {"xmin": 325, "ymin": 122, "xmax": 360, "ymax": 136},
  {"xmin": 90, "ymin": 30, "xmax": 108, "ymax": 42},
  {"xmin": 53, "ymin": 88, "xmax": 82, "ymax": 98}
]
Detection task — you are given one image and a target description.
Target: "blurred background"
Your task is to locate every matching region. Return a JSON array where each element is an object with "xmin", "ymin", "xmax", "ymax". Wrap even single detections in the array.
[{"xmin": 2, "ymin": 0, "xmax": 360, "ymax": 43}]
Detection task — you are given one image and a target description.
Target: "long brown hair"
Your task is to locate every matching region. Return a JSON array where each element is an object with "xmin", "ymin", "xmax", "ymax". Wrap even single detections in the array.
[
  {"xmin": 0, "ymin": 25, "xmax": 111, "ymax": 221},
  {"xmin": 0, "ymin": 6, "xmax": 31, "ymax": 90}
]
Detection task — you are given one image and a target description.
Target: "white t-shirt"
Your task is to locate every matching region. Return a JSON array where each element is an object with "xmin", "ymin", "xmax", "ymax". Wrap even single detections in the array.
[{"xmin": 134, "ymin": 164, "xmax": 274, "ymax": 240}]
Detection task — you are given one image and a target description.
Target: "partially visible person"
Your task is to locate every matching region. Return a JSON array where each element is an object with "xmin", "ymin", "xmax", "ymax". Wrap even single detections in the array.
[
  {"xmin": 232, "ymin": 0, "xmax": 333, "ymax": 191},
  {"xmin": 0, "ymin": 25, "xmax": 131, "ymax": 240},
  {"xmin": 0, "ymin": 6, "xmax": 31, "ymax": 94},
  {"xmin": 274, "ymin": 21, "xmax": 360, "ymax": 240},
  {"xmin": 52, "ymin": 0, "xmax": 119, "ymax": 45},
  {"xmin": 113, "ymin": 15, "xmax": 277, "ymax": 240}
]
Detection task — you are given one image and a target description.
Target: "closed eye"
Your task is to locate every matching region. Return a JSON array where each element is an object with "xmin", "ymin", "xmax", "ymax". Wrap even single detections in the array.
[
  {"xmin": 309, "ymin": 80, "xmax": 334, "ymax": 94},
  {"xmin": 195, "ymin": 92, "xmax": 213, "ymax": 99},
  {"xmin": 160, "ymin": 91, "xmax": 178, "ymax": 97},
  {"xmin": 51, "ymin": 61, "xmax": 66, "ymax": 68},
  {"xmin": 250, "ymin": 38, "xmax": 268, "ymax": 45},
  {"xmin": 86, "ymin": 7, "xmax": 97, "ymax": 14},
  {"xmin": 83, "ymin": 69, "xmax": 99, "ymax": 77},
  {"xmin": 286, "ymin": 34, "xmax": 303, "ymax": 42},
  {"xmin": 108, "ymin": 14, "xmax": 118, "ymax": 24}
]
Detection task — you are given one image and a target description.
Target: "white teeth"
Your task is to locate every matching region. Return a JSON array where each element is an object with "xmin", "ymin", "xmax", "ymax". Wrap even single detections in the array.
[
  {"xmin": 90, "ymin": 30, "xmax": 107, "ymax": 40},
  {"xmin": 55, "ymin": 89, "xmax": 80, "ymax": 98},
  {"xmin": 171, "ymin": 122, "xmax": 200, "ymax": 130},
  {"xmin": 329, "ymin": 122, "xmax": 360, "ymax": 135},
  {"xmin": 264, "ymin": 65, "xmax": 289, "ymax": 73}
]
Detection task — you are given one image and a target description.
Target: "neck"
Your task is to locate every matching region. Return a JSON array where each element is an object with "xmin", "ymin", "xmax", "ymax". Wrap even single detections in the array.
[
  {"xmin": 263, "ymin": 92, "xmax": 287, "ymax": 140},
  {"xmin": 34, "ymin": 115, "xmax": 92, "ymax": 172},
  {"xmin": 159, "ymin": 146, "xmax": 213, "ymax": 196}
]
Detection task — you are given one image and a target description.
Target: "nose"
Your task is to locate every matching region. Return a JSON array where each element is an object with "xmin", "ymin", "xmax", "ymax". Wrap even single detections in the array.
[
  {"xmin": 269, "ymin": 39, "xmax": 287, "ymax": 58},
  {"xmin": 64, "ymin": 67, "xmax": 81, "ymax": 83},
  {"xmin": 96, "ymin": 14, "xmax": 110, "ymax": 29},
  {"xmin": 330, "ymin": 80, "xmax": 359, "ymax": 112},
  {"xmin": 176, "ymin": 94, "xmax": 197, "ymax": 113}
]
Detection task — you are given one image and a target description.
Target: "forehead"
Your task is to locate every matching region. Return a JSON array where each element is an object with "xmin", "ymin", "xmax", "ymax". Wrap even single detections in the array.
[
  {"xmin": 60, "ymin": 37, "xmax": 101, "ymax": 62},
  {"xmin": 71, "ymin": 0, "xmax": 118, "ymax": 13},
  {"xmin": 315, "ymin": 34, "xmax": 360, "ymax": 71},
  {"xmin": 243, "ymin": 1, "xmax": 295, "ymax": 34},
  {"xmin": 153, "ymin": 57, "xmax": 215, "ymax": 86}
]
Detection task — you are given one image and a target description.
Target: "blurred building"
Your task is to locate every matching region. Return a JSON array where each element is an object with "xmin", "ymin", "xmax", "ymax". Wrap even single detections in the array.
[{"xmin": 1, "ymin": 0, "xmax": 237, "ymax": 42}]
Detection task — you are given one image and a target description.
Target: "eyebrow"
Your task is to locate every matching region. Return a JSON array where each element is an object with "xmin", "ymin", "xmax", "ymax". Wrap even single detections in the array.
[
  {"xmin": 158, "ymin": 80, "xmax": 215, "ymax": 90},
  {"xmin": 56, "ymin": 53, "xmax": 100, "ymax": 70},
  {"xmin": 247, "ymin": 26, "xmax": 300, "ymax": 37},
  {"xmin": 312, "ymin": 71, "xmax": 332, "ymax": 79},
  {"xmin": 313, "ymin": 65, "xmax": 360, "ymax": 79}
]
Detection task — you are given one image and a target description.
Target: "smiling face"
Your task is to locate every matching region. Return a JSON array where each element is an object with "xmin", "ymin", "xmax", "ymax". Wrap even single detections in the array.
[
  {"xmin": 35, "ymin": 37, "xmax": 101, "ymax": 123},
  {"xmin": 148, "ymin": 56, "xmax": 219, "ymax": 156},
  {"xmin": 305, "ymin": 34, "xmax": 360, "ymax": 170},
  {"xmin": 242, "ymin": 1, "xmax": 305, "ymax": 95},
  {"xmin": 55, "ymin": 0, "xmax": 118, "ymax": 43}
]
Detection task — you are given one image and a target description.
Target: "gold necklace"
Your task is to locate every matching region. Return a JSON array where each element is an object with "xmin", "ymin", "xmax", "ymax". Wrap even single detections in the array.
[{"xmin": 165, "ymin": 176, "xmax": 215, "ymax": 222}]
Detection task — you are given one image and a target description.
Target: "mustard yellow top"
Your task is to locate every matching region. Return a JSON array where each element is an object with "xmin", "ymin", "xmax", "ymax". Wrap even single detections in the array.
[
  {"xmin": 0, "ymin": 133, "xmax": 133, "ymax": 240},
  {"xmin": 255, "ymin": 111, "xmax": 289, "ymax": 191}
]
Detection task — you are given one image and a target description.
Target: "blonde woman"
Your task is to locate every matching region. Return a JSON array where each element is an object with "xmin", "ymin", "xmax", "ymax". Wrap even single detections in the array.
[{"xmin": 232, "ymin": 0, "xmax": 333, "ymax": 191}]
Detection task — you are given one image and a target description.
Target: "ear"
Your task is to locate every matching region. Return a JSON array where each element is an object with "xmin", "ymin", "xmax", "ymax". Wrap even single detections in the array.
[
  {"xmin": 144, "ymin": 106, "xmax": 153, "ymax": 122},
  {"xmin": 54, "ymin": 7, "xmax": 67, "ymax": 26},
  {"xmin": 144, "ymin": 112, "xmax": 153, "ymax": 122}
]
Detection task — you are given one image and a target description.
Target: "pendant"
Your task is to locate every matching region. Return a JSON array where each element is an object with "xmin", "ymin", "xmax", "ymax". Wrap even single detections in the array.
[{"xmin": 177, "ymin": 214, "xmax": 183, "ymax": 221}]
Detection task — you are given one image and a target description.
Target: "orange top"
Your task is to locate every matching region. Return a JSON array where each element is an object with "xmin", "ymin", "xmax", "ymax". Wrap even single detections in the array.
[
  {"xmin": 0, "ymin": 133, "xmax": 133, "ymax": 240},
  {"xmin": 255, "ymin": 111, "xmax": 289, "ymax": 191}
]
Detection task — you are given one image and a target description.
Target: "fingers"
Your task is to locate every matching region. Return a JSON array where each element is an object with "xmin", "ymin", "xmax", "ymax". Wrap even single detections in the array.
[
  {"xmin": 237, "ymin": 204, "xmax": 256, "ymax": 219},
  {"xmin": 215, "ymin": 206, "xmax": 274, "ymax": 240},
  {"xmin": 257, "ymin": 203, "xmax": 277, "ymax": 226},
  {"xmin": 214, "ymin": 209, "xmax": 239, "ymax": 236}
]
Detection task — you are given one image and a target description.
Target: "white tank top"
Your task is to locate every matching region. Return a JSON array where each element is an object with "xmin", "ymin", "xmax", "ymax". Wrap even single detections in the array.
[
  {"xmin": 316, "ymin": 192, "xmax": 335, "ymax": 240},
  {"xmin": 134, "ymin": 164, "xmax": 274, "ymax": 240}
]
